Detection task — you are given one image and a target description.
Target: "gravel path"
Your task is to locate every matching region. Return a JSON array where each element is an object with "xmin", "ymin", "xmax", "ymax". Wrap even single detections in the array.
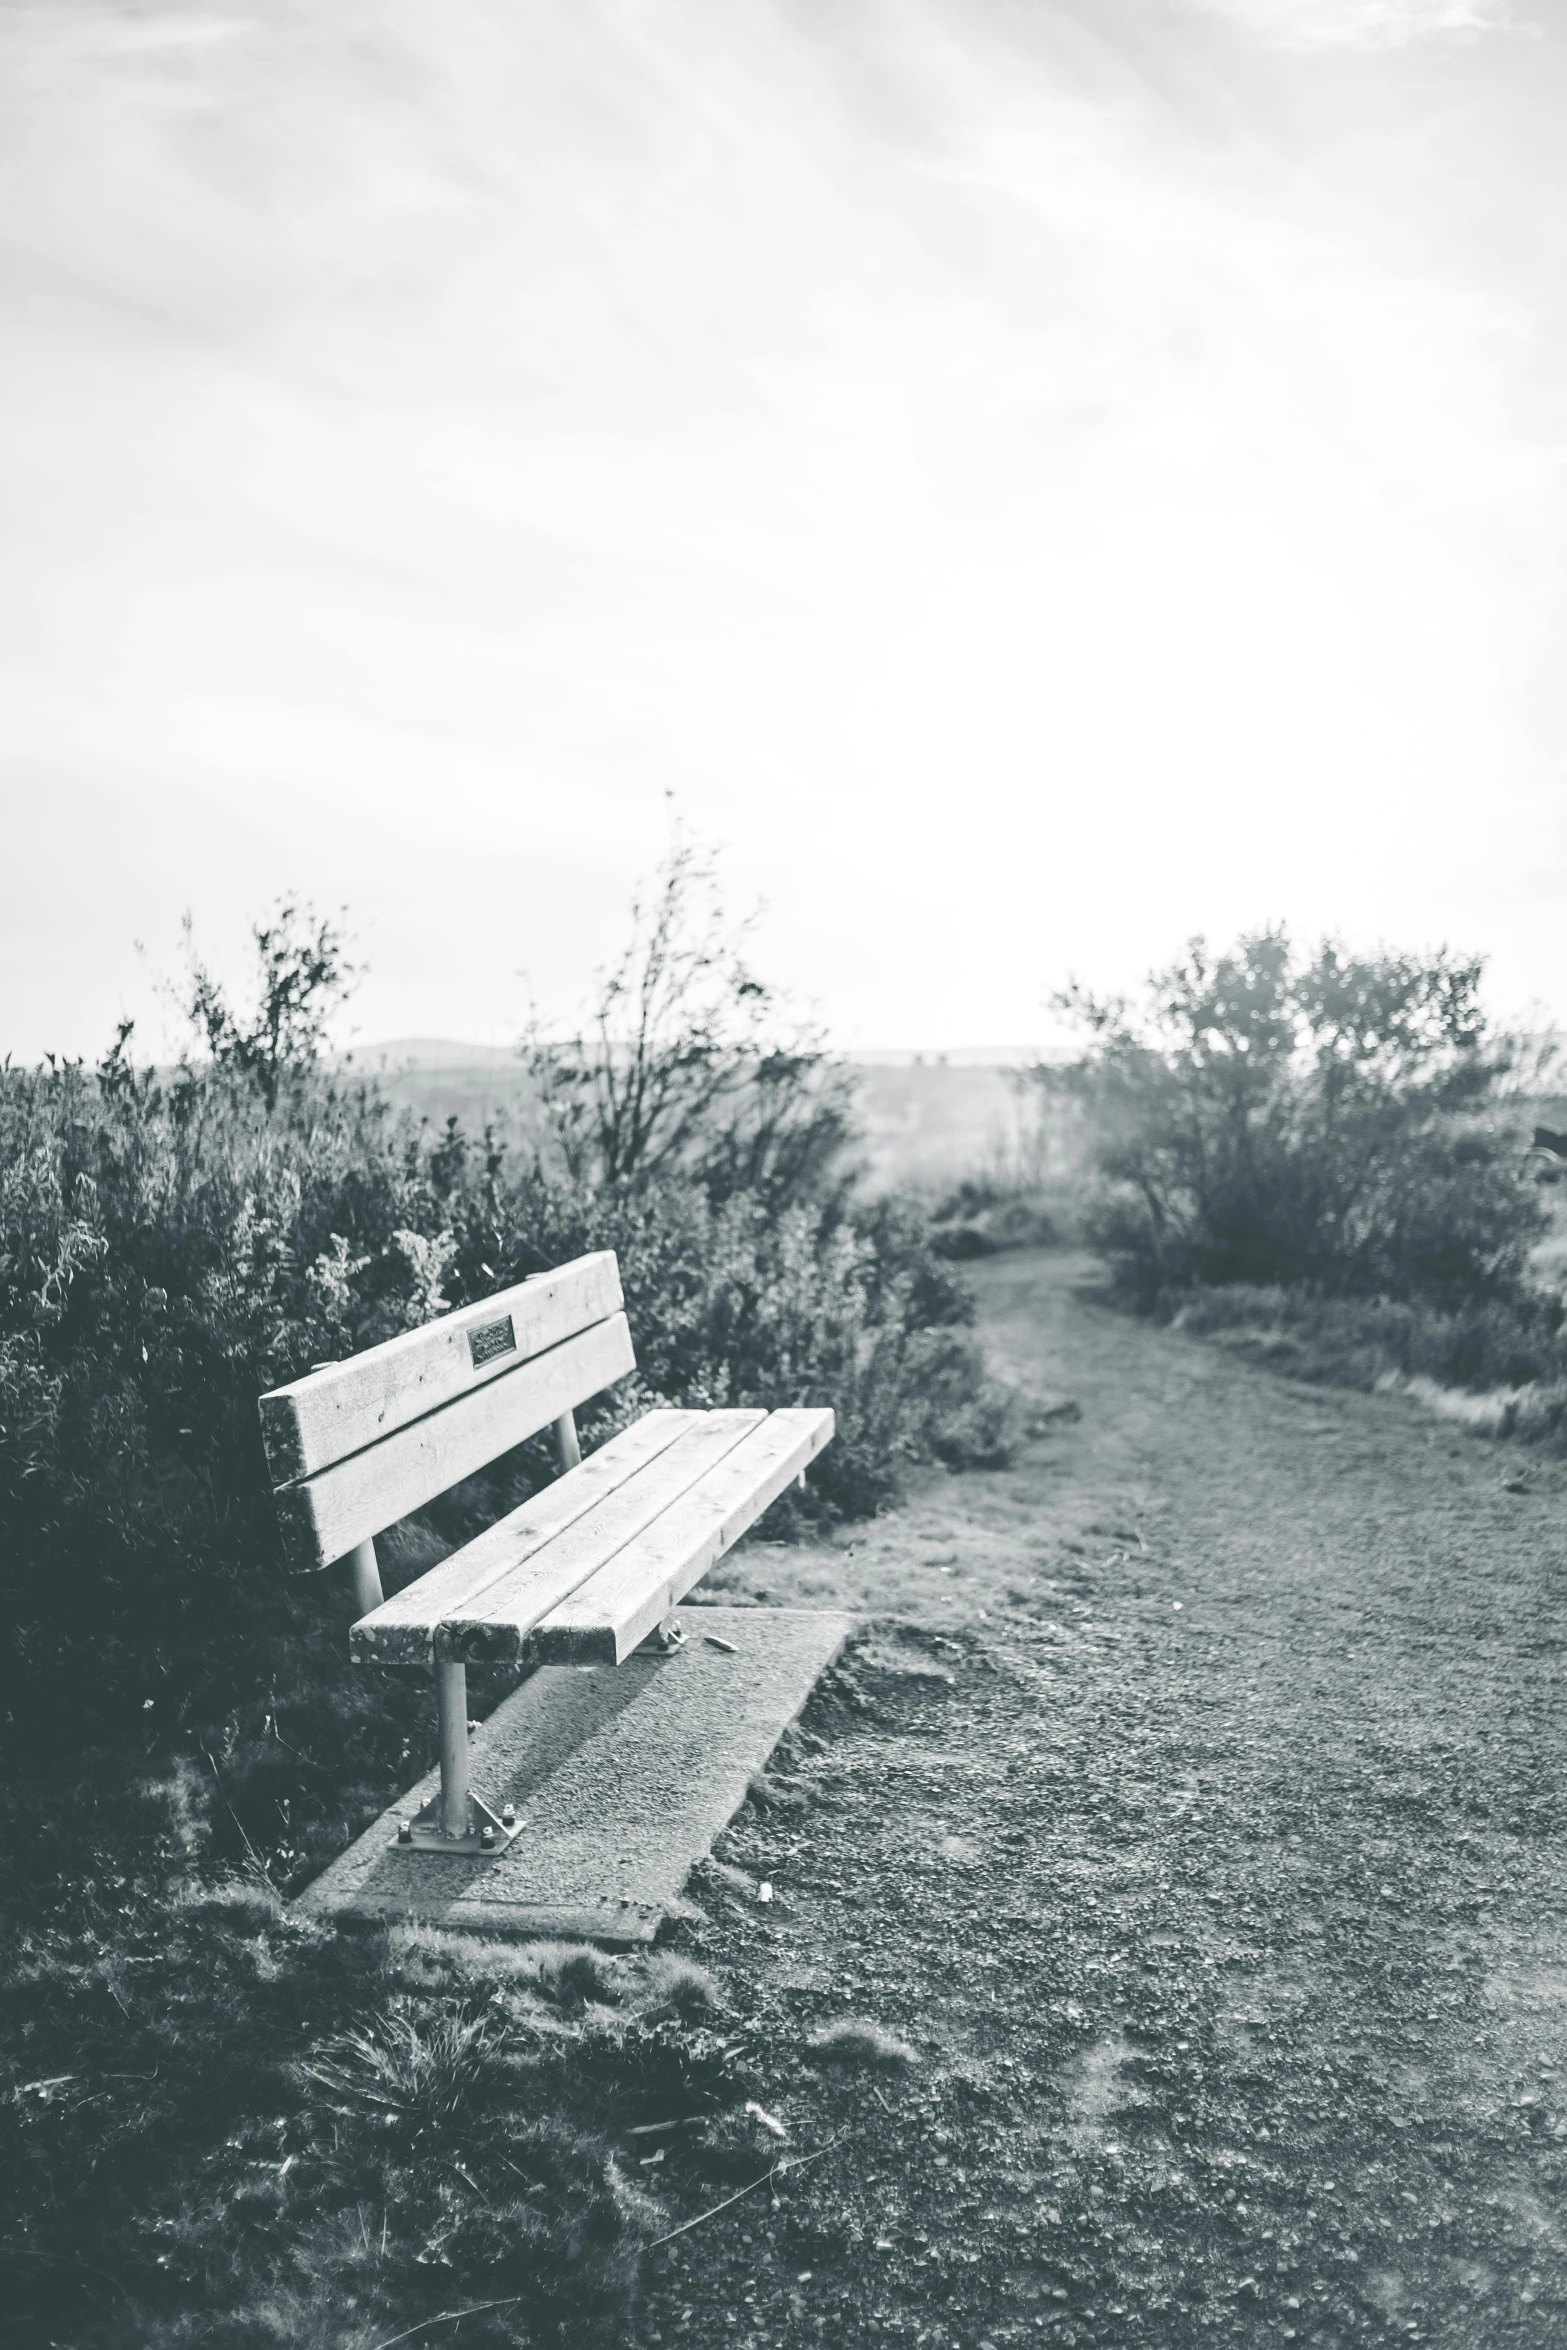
[{"xmin": 640, "ymin": 1251, "xmax": 1567, "ymax": 2350}]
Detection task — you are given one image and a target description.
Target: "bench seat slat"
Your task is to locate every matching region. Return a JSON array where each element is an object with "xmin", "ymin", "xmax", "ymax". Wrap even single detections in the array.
[
  {"xmin": 259, "ymin": 1252, "xmax": 623, "ymax": 1485},
  {"xmin": 532, "ymin": 1407, "xmax": 834, "ymax": 1666},
  {"xmin": 349, "ymin": 1408, "xmax": 703, "ymax": 1665},
  {"xmin": 436, "ymin": 1410, "xmax": 768, "ymax": 1664},
  {"xmin": 273, "ymin": 1312, "xmax": 637, "ymax": 1571}
]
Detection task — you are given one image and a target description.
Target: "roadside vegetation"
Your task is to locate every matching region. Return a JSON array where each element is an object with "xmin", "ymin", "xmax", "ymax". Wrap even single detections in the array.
[
  {"xmin": 0, "ymin": 846, "xmax": 1012, "ymax": 2346},
  {"xmin": 14, "ymin": 900, "xmax": 1556, "ymax": 2345},
  {"xmin": 1038, "ymin": 926, "xmax": 1567, "ymax": 1437}
]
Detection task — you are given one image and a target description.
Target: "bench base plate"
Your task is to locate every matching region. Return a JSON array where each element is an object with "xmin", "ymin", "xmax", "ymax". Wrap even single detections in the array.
[
  {"xmin": 398, "ymin": 1788, "xmax": 522, "ymax": 1856},
  {"xmin": 294, "ymin": 1606, "xmax": 854, "ymax": 1945}
]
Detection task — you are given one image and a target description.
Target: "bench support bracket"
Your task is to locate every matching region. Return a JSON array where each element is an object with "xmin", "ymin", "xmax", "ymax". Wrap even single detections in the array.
[{"xmin": 395, "ymin": 1659, "xmax": 522, "ymax": 1857}]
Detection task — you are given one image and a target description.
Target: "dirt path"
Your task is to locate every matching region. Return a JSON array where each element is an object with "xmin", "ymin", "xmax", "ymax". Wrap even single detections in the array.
[{"xmin": 638, "ymin": 1251, "xmax": 1567, "ymax": 2350}]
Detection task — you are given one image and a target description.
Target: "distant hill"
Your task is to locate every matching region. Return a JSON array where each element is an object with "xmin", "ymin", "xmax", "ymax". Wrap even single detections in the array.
[{"xmin": 338, "ymin": 1039, "xmax": 1060, "ymax": 1193}]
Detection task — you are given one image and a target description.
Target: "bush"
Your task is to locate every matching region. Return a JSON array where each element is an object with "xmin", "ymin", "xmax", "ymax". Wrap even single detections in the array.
[
  {"xmin": 0, "ymin": 1045, "xmax": 997, "ymax": 1849},
  {"xmin": 524, "ymin": 826, "xmax": 857, "ymax": 1213},
  {"xmin": 1150, "ymin": 1277, "xmax": 1567, "ymax": 1450},
  {"xmin": 1164, "ymin": 1278, "xmax": 1567, "ymax": 1391},
  {"xmin": 0, "ymin": 877, "xmax": 1012, "ymax": 2347},
  {"xmin": 1042, "ymin": 929, "xmax": 1546, "ymax": 1306},
  {"xmin": 928, "ymin": 1176, "xmax": 1062, "ymax": 1259},
  {"xmin": 0, "ymin": 1053, "xmax": 1004, "ymax": 2332},
  {"xmin": 1, "ymin": 858, "xmax": 1008, "ymax": 1885}
]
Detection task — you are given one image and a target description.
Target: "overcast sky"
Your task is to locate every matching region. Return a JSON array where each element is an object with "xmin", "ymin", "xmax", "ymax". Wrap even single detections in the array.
[{"xmin": 3, "ymin": 0, "xmax": 1564, "ymax": 1061}]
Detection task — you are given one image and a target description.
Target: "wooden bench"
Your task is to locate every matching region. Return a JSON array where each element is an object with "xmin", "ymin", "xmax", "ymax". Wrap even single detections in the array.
[{"xmin": 258, "ymin": 1252, "xmax": 833, "ymax": 1856}]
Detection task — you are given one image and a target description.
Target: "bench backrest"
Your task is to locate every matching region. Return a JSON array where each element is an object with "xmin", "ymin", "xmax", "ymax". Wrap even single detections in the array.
[{"xmin": 258, "ymin": 1252, "xmax": 635, "ymax": 1571}]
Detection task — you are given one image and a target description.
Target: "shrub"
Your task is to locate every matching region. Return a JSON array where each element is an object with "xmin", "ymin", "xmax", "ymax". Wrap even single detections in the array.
[
  {"xmin": 928, "ymin": 1176, "xmax": 1062, "ymax": 1258},
  {"xmin": 1040, "ymin": 929, "xmax": 1546, "ymax": 1306},
  {"xmin": 0, "ymin": 874, "xmax": 1011, "ymax": 2348},
  {"xmin": 1161, "ymin": 1278, "xmax": 1567, "ymax": 1414},
  {"xmin": 0, "ymin": 1048, "xmax": 997, "ymax": 1850},
  {"xmin": 524, "ymin": 825, "xmax": 856, "ymax": 1214},
  {"xmin": 171, "ymin": 898, "xmax": 357, "ymax": 1114},
  {"xmin": 0, "ymin": 871, "xmax": 1007, "ymax": 1879}
]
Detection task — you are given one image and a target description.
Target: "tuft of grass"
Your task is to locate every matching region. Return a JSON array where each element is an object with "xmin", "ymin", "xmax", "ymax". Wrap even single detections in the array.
[
  {"xmin": 806, "ymin": 2018, "xmax": 918, "ymax": 2070},
  {"xmin": 299, "ymin": 2000, "xmax": 503, "ymax": 2141},
  {"xmin": 528, "ymin": 1942, "xmax": 625, "ymax": 2011},
  {"xmin": 176, "ymin": 1874, "xmax": 284, "ymax": 1931},
  {"xmin": 641, "ymin": 1955, "xmax": 724, "ymax": 2022}
]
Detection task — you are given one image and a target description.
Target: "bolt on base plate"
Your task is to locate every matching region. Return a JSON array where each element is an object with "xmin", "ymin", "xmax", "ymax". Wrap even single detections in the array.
[{"xmin": 395, "ymin": 1791, "xmax": 522, "ymax": 1856}]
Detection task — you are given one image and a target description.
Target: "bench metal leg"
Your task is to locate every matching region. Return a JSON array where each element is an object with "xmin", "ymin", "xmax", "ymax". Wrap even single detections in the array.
[
  {"xmin": 436, "ymin": 1660, "xmax": 471, "ymax": 1839},
  {"xmin": 347, "ymin": 1537, "xmax": 384, "ymax": 1617},
  {"xmin": 553, "ymin": 1408, "xmax": 581, "ymax": 1474},
  {"xmin": 395, "ymin": 1657, "xmax": 522, "ymax": 1857}
]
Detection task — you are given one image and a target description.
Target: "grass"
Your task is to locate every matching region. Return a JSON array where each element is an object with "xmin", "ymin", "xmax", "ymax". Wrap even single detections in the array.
[
  {"xmin": 1158, "ymin": 1276, "xmax": 1567, "ymax": 1445},
  {"xmin": 2, "ymin": 1816, "xmax": 785, "ymax": 2350},
  {"xmin": 804, "ymin": 2020, "xmax": 918, "ymax": 2071}
]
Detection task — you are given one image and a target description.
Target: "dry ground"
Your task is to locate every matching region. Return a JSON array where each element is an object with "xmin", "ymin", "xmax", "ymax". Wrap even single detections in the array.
[{"xmin": 635, "ymin": 1250, "xmax": 1567, "ymax": 2350}]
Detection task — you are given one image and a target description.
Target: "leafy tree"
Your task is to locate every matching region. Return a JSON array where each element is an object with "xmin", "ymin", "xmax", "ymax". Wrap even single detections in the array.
[
  {"xmin": 1042, "ymin": 929, "xmax": 1545, "ymax": 1303},
  {"xmin": 171, "ymin": 898, "xmax": 357, "ymax": 1109},
  {"xmin": 525, "ymin": 827, "xmax": 855, "ymax": 1211}
]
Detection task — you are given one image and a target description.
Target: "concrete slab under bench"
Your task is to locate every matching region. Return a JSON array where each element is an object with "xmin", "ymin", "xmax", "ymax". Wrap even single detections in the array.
[{"xmin": 295, "ymin": 1605, "xmax": 854, "ymax": 1944}]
